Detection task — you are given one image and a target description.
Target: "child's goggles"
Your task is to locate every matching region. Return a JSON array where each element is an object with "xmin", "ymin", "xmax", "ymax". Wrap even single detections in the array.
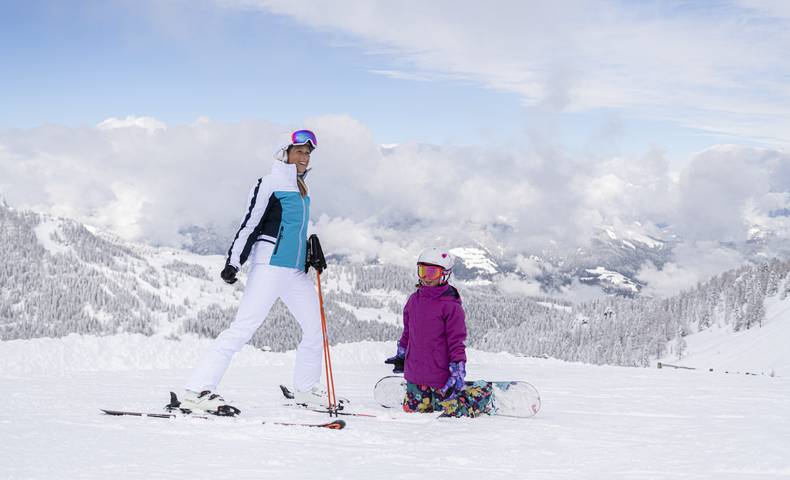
[
  {"xmin": 291, "ymin": 129, "xmax": 318, "ymax": 148},
  {"xmin": 417, "ymin": 263, "xmax": 445, "ymax": 281}
]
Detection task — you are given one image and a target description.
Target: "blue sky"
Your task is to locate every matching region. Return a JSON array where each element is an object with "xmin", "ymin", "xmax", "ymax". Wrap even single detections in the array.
[
  {"xmin": 0, "ymin": 1, "xmax": 526, "ymax": 145},
  {"xmin": 3, "ymin": 0, "xmax": 789, "ymax": 163}
]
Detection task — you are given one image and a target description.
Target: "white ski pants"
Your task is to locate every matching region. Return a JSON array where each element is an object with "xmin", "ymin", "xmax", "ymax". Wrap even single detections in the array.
[{"xmin": 186, "ymin": 264, "xmax": 323, "ymax": 393}]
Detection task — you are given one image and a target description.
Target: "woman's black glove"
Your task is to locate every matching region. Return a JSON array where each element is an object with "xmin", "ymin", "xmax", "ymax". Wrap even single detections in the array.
[
  {"xmin": 305, "ymin": 234, "xmax": 327, "ymax": 274},
  {"xmin": 220, "ymin": 265, "xmax": 238, "ymax": 284}
]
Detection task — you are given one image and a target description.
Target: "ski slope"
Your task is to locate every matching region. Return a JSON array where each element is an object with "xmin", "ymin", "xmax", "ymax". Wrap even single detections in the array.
[
  {"xmin": 1, "ymin": 335, "xmax": 789, "ymax": 479},
  {"xmin": 662, "ymin": 292, "xmax": 790, "ymax": 377}
]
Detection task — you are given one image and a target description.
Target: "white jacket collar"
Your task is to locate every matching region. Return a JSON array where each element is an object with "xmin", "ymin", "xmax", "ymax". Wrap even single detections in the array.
[{"xmin": 270, "ymin": 160, "xmax": 298, "ymax": 186}]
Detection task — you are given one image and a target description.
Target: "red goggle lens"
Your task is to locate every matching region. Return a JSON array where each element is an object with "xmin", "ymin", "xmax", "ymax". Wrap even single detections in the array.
[{"xmin": 417, "ymin": 264, "xmax": 444, "ymax": 281}]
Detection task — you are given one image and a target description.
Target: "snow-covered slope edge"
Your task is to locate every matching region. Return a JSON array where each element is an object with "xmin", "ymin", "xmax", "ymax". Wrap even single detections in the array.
[
  {"xmin": 661, "ymin": 290, "xmax": 790, "ymax": 376},
  {"xmin": 0, "ymin": 335, "xmax": 537, "ymax": 378}
]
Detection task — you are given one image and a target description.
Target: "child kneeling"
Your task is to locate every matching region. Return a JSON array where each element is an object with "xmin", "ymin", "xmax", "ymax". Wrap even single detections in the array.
[{"xmin": 385, "ymin": 247, "xmax": 493, "ymax": 417}]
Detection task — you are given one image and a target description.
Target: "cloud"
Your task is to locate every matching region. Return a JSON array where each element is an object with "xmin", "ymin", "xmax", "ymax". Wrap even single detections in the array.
[
  {"xmin": 97, "ymin": 116, "xmax": 167, "ymax": 133},
  {"xmin": 221, "ymin": 0, "xmax": 790, "ymax": 147},
  {"xmin": 496, "ymin": 273, "xmax": 543, "ymax": 297},
  {"xmin": 638, "ymin": 242, "xmax": 747, "ymax": 297},
  {"xmin": 675, "ymin": 145, "xmax": 790, "ymax": 242},
  {"xmin": 0, "ymin": 118, "xmax": 288, "ymax": 246},
  {"xmin": 1, "ymin": 116, "xmax": 787, "ymax": 290}
]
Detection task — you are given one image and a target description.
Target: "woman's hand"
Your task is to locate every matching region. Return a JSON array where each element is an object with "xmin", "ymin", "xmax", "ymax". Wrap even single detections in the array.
[{"xmin": 220, "ymin": 265, "xmax": 238, "ymax": 284}]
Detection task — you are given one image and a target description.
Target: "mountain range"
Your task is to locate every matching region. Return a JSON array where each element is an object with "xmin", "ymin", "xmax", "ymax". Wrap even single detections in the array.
[{"xmin": 2, "ymin": 200, "xmax": 788, "ymax": 370}]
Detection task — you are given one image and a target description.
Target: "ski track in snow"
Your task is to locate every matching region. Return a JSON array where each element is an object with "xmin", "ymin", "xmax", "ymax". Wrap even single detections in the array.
[{"xmin": 1, "ymin": 336, "xmax": 789, "ymax": 479}]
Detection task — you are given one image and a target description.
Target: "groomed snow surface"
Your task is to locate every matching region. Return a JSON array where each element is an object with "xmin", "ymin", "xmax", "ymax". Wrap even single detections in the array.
[{"xmin": 2, "ymin": 335, "xmax": 789, "ymax": 479}]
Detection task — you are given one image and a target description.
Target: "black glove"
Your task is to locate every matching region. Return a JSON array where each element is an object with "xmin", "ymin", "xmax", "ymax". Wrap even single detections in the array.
[
  {"xmin": 384, "ymin": 345, "xmax": 406, "ymax": 374},
  {"xmin": 305, "ymin": 234, "xmax": 327, "ymax": 274},
  {"xmin": 220, "ymin": 264, "xmax": 238, "ymax": 284}
]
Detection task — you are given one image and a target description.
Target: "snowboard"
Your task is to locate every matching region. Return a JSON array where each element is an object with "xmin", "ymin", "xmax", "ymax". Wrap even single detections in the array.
[{"xmin": 373, "ymin": 375, "xmax": 541, "ymax": 418}]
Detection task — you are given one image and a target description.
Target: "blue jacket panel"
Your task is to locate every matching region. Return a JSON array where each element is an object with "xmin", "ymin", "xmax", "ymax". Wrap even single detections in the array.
[{"xmin": 270, "ymin": 191, "xmax": 310, "ymax": 269}]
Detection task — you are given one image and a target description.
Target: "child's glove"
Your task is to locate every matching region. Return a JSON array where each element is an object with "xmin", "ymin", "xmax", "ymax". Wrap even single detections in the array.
[
  {"xmin": 384, "ymin": 344, "xmax": 406, "ymax": 373},
  {"xmin": 441, "ymin": 361, "xmax": 466, "ymax": 397}
]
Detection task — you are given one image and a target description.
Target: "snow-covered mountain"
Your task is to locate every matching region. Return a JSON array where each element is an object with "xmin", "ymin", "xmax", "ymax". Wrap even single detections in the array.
[
  {"xmin": 3, "ymin": 201, "xmax": 790, "ymax": 372},
  {"xmin": 0, "ymin": 202, "xmax": 401, "ymax": 348},
  {"xmin": 431, "ymin": 224, "xmax": 671, "ymax": 296}
]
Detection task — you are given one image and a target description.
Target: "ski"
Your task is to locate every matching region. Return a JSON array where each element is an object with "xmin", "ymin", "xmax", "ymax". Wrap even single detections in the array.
[
  {"xmin": 267, "ymin": 419, "xmax": 346, "ymax": 430},
  {"xmin": 282, "ymin": 403, "xmax": 377, "ymax": 418},
  {"xmin": 101, "ymin": 409, "xmax": 207, "ymax": 419},
  {"xmin": 100, "ymin": 409, "xmax": 346, "ymax": 430}
]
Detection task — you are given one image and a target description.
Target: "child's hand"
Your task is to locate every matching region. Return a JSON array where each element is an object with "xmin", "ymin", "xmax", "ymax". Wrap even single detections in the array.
[
  {"xmin": 384, "ymin": 345, "xmax": 406, "ymax": 373},
  {"xmin": 441, "ymin": 361, "xmax": 466, "ymax": 397}
]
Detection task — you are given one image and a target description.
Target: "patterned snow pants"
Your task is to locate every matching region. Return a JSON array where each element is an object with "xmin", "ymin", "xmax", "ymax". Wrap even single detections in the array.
[{"xmin": 402, "ymin": 380, "xmax": 493, "ymax": 418}]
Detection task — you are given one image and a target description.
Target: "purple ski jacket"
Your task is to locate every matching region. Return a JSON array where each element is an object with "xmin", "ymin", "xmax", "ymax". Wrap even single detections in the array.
[{"xmin": 398, "ymin": 284, "xmax": 467, "ymax": 388}]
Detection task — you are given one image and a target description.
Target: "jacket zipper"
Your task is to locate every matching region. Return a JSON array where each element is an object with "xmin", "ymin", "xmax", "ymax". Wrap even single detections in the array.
[
  {"xmin": 272, "ymin": 225, "xmax": 284, "ymax": 255},
  {"xmin": 296, "ymin": 195, "xmax": 307, "ymax": 269}
]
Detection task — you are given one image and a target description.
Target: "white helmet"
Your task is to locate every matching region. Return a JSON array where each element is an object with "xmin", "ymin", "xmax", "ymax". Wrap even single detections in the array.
[
  {"xmin": 417, "ymin": 247, "xmax": 454, "ymax": 284},
  {"xmin": 273, "ymin": 143, "xmax": 290, "ymax": 163},
  {"xmin": 273, "ymin": 129, "xmax": 318, "ymax": 163}
]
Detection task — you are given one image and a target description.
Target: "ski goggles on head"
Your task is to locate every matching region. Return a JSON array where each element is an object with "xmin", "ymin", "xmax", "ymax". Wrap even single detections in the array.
[
  {"xmin": 417, "ymin": 263, "xmax": 445, "ymax": 281},
  {"xmin": 291, "ymin": 129, "xmax": 317, "ymax": 149}
]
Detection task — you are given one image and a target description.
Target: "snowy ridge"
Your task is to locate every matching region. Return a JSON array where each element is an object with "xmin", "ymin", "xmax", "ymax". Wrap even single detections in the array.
[
  {"xmin": 582, "ymin": 266, "xmax": 641, "ymax": 294},
  {"xmin": 600, "ymin": 224, "xmax": 663, "ymax": 250},
  {"xmin": 450, "ymin": 247, "xmax": 499, "ymax": 275}
]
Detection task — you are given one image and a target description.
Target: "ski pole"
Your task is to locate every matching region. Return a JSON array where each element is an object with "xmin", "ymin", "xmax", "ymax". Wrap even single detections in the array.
[{"xmin": 316, "ymin": 270, "xmax": 338, "ymax": 416}]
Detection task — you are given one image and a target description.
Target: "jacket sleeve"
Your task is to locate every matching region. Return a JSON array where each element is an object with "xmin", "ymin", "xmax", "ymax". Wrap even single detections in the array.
[
  {"xmin": 397, "ymin": 301, "xmax": 410, "ymax": 351},
  {"xmin": 445, "ymin": 302, "xmax": 467, "ymax": 363},
  {"xmin": 225, "ymin": 178, "xmax": 271, "ymax": 269}
]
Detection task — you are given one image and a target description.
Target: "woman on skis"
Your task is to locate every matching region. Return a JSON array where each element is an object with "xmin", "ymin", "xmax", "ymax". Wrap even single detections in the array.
[
  {"xmin": 182, "ymin": 129, "xmax": 327, "ymax": 414},
  {"xmin": 385, "ymin": 248, "xmax": 494, "ymax": 417}
]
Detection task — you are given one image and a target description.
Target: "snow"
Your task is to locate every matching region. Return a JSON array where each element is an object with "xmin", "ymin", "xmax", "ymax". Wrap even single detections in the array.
[
  {"xmin": 2, "ymin": 335, "xmax": 789, "ymax": 479},
  {"xmin": 663, "ymin": 292, "xmax": 790, "ymax": 377},
  {"xmin": 535, "ymin": 301, "xmax": 573, "ymax": 312},
  {"xmin": 33, "ymin": 218, "xmax": 71, "ymax": 255},
  {"xmin": 584, "ymin": 266, "xmax": 640, "ymax": 293},
  {"xmin": 623, "ymin": 230, "xmax": 663, "ymax": 249},
  {"xmin": 450, "ymin": 247, "xmax": 499, "ymax": 274},
  {"xmin": 600, "ymin": 225, "xmax": 663, "ymax": 249},
  {"xmin": 334, "ymin": 301, "xmax": 401, "ymax": 326}
]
